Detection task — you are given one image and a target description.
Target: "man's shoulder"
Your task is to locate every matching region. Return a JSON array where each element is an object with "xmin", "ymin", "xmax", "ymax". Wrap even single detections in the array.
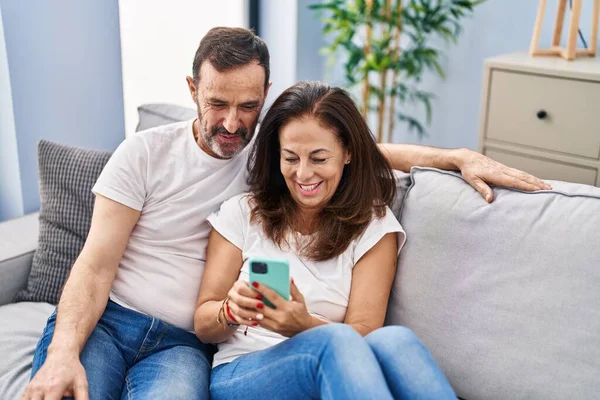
[
  {"xmin": 134, "ymin": 119, "xmax": 192, "ymax": 141},
  {"xmin": 124, "ymin": 119, "xmax": 193, "ymax": 154}
]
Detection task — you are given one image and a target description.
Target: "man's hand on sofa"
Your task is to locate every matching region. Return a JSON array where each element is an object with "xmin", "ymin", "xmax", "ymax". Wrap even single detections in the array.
[
  {"xmin": 21, "ymin": 353, "xmax": 89, "ymax": 400},
  {"xmin": 378, "ymin": 143, "xmax": 551, "ymax": 203},
  {"xmin": 451, "ymin": 148, "xmax": 551, "ymax": 203}
]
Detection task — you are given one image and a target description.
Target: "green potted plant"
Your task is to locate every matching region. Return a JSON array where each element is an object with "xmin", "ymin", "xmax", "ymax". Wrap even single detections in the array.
[{"xmin": 310, "ymin": 0, "xmax": 485, "ymax": 141}]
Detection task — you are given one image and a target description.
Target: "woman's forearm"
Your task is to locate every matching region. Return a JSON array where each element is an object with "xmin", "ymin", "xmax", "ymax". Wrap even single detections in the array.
[
  {"xmin": 194, "ymin": 300, "xmax": 238, "ymax": 343},
  {"xmin": 347, "ymin": 323, "xmax": 378, "ymax": 337},
  {"xmin": 306, "ymin": 315, "xmax": 328, "ymax": 331}
]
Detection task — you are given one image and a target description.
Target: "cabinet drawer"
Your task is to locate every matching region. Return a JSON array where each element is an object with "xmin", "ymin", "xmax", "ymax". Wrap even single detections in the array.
[
  {"xmin": 485, "ymin": 70, "xmax": 600, "ymax": 159},
  {"xmin": 484, "ymin": 148, "xmax": 597, "ymax": 186}
]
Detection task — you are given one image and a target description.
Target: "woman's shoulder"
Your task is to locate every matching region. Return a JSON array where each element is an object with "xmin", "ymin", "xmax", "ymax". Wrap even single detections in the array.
[
  {"xmin": 372, "ymin": 205, "xmax": 401, "ymax": 225},
  {"xmin": 360, "ymin": 205, "xmax": 404, "ymax": 240},
  {"xmin": 208, "ymin": 193, "xmax": 255, "ymax": 233},
  {"xmin": 223, "ymin": 192, "xmax": 252, "ymax": 204},
  {"xmin": 220, "ymin": 192, "xmax": 254, "ymax": 213},
  {"xmin": 349, "ymin": 206, "xmax": 405, "ymax": 264}
]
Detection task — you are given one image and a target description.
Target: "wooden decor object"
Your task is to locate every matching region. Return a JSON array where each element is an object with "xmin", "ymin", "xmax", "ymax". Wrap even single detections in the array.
[{"xmin": 530, "ymin": 0, "xmax": 599, "ymax": 60}]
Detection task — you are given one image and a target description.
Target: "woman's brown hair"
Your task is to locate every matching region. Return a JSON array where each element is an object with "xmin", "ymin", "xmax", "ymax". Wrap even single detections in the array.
[{"xmin": 247, "ymin": 81, "xmax": 396, "ymax": 261}]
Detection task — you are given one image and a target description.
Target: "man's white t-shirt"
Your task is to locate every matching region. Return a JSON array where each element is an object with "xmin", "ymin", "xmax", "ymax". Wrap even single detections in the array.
[
  {"xmin": 207, "ymin": 193, "xmax": 406, "ymax": 368},
  {"xmin": 92, "ymin": 119, "xmax": 250, "ymax": 331}
]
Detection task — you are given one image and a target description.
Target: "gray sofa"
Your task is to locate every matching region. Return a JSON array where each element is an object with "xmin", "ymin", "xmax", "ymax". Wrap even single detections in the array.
[
  {"xmin": 1, "ymin": 106, "xmax": 598, "ymax": 399},
  {"xmin": 0, "ymin": 213, "xmax": 53, "ymax": 400}
]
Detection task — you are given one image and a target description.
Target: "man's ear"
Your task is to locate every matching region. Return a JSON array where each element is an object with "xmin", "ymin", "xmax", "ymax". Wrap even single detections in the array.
[
  {"xmin": 263, "ymin": 81, "xmax": 273, "ymax": 103},
  {"xmin": 186, "ymin": 76, "xmax": 198, "ymax": 104}
]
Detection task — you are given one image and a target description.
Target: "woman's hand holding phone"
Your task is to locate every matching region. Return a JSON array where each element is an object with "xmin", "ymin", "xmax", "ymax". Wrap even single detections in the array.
[
  {"xmin": 225, "ymin": 279, "xmax": 313, "ymax": 337},
  {"xmin": 225, "ymin": 280, "xmax": 266, "ymax": 327},
  {"xmin": 251, "ymin": 279, "xmax": 313, "ymax": 337}
]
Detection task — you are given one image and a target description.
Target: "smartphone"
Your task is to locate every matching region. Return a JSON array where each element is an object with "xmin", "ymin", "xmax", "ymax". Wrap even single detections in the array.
[{"xmin": 248, "ymin": 257, "xmax": 290, "ymax": 308}]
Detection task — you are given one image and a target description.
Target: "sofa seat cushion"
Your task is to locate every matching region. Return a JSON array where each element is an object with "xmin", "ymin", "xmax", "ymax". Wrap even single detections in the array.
[
  {"xmin": 386, "ymin": 167, "xmax": 600, "ymax": 400},
  {"xmin": 0, "ymin": 302, "xmax": 54, "ymax": 400}
]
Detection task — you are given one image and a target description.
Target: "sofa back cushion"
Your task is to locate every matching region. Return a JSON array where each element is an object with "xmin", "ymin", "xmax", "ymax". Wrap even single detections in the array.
[
  {"xmin": 136, "ymin": 103, "xmax": 196, "ymax": 132},
  {"xmin": 14, "ymin": 141, "xmax": 112, "ymax": 304},
  {"xmin": 386, "ymin": 167, "xmax": 600, "ymax": 400}
]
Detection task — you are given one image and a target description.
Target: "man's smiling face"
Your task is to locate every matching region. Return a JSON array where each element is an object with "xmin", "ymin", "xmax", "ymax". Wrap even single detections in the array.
[{"xmin": 187, "ymin": 61, "xmax": 269, "ymax": 159}]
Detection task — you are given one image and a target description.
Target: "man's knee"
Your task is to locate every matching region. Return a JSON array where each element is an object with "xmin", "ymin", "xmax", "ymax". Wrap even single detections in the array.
[
  {"xmin": 141, "ymin": 379, "xmax": 208, "ymax": 400},
  {"xmin": 77, "ymin": 324, "xmax": 127, "ymax": 399},
  {"xmin": 125, "ymin": 346, "xmax": 211, "ymax": 400},
  {"xmin": 31, "ymin": 313, "xmax": 57, "ymax": 377}
]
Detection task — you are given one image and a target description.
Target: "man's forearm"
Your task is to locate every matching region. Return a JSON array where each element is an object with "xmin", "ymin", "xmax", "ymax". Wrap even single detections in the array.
[
  {"xmin": 377, "ymin": 143, "xmax": 466, "ymax": 172},
  {"xmin": 377, "ymin": 141, "xmax": 550, "ymax": 201},
  {"xmin": 47, "ymin": 262, "xmax": 113, "ymax": 357}
]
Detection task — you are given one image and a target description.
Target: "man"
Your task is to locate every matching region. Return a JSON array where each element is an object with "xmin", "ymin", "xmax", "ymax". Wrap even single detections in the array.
[{"xmin": 22, "ymin": 27, "xmax": 549, "ymax": 400}]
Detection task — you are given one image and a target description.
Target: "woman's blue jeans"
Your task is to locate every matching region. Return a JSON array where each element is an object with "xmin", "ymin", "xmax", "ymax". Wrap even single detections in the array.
[
  {"xmin": 210, "ymin": 324, "xmax": 456, "ymax": 400},
  {"xmin": 31, "ymin": 300, "xmax": 215, "ymax": 400}
]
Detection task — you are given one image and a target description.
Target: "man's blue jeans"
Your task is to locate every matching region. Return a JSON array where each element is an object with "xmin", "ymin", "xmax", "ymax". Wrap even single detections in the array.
[
  {"xmin": 31, "ymin": 300, "xmax": 215, "ymax": 400},
  {"xmin": 211, "ymin": 324, "xmax": 456, "ymax": 400}
]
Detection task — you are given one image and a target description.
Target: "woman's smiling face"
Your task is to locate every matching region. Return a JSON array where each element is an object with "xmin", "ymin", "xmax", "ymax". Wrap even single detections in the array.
[{"xmin": 279, "ymin": 117, "xmax": 350, "ymax": 214}]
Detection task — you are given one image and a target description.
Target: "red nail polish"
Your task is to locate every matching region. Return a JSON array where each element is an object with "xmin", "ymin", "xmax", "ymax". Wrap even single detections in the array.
[
  {"xmin": 256, "ymin": 295, "xmax": 262, "ymax": 300},
  {"xmin": 253, "ymin": 322, "xmax": 259, "ymax": 326},
  {"xmin": 252, "ymin": 282, "xmax": 259, "ymax": 288},
  {"xmin": 257, "ymin": 303, "xmax": 264, "ymax": 309}
]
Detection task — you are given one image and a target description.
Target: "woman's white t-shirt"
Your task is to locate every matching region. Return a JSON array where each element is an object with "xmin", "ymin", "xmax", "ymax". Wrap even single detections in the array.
[{"xmin": 207, "ymin": 193, "xmax": 406, "ymax": 368}]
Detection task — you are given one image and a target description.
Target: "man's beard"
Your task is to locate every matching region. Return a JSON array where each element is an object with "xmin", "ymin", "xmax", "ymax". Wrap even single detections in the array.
[{"xmin": 200, "ymin": 119, "xmax": 253, "ymax": 159}]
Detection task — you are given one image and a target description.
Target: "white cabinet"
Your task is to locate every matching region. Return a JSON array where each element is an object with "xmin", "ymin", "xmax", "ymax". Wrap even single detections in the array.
[{"xmin": 478, "ymin": 52, "xmax": 600, "ymax": 186}]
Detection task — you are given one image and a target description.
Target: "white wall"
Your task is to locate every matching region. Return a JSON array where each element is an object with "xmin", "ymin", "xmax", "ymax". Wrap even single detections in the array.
[
  {"xmin": 0, "ymin": 5, "xmax": 23, "ymax": 221},
  {"xmin": 1, "ymin": 0, "xmax": 125, "ymax": 217},
  {"xmin": 118, "ymin": 0, "xmax": 248, "ymax": 135},
  {"xmin": 260, "ymin": 0, "xmax": 298, "ymax": 110},
  {"xmin": 296, "ymin": 1, "xmax": 326, "ymax": 83}
]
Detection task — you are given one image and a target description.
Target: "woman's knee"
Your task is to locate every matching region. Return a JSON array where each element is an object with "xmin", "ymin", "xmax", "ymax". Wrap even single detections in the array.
[
  {"xmin": 366, "ymin": 325, "xmax": 424, "ymax": 353},
  {"xmin": 311, "ymin": 323, "xmax": 360, "ymax": 342},
  {"xmin": 302, "ymin": 324, "xmax": 363, "ymax": 354}
]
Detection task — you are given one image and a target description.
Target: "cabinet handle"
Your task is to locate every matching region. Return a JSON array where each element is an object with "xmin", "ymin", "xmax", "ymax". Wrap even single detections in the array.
[{"xmin": 536, "ymin": 110, "xmax": 548, "ymax": 120}]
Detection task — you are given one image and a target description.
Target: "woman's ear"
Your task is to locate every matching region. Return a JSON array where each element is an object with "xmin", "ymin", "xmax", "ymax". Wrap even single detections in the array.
[{"xmin": 344, "ymin": 152, "xmax": 351, "ymax": 165}]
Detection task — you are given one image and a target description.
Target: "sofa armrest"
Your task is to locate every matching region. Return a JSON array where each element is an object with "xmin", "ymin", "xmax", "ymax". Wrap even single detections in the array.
[{"xmin": 0, "ymin": 213, "xmax": 39, "ymax": 305}]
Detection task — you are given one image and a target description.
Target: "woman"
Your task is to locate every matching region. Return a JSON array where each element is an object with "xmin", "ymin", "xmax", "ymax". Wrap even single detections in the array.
[{"xmin": 194, "ymin": 81, "xmax": 455, "ymax": 399}]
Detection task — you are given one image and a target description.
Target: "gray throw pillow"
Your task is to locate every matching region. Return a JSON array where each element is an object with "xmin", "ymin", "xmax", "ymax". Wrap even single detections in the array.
[
  {"xmin": 136, "ymin": 103, "xmax": 196, "ymax": 132},
  {"xmin": 14, "ymin": 141, "xmax": 112, "ymax": 304},
  {"xmin": 386, "ymin": 167, "xmax": 600, "ymax": 400}
]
